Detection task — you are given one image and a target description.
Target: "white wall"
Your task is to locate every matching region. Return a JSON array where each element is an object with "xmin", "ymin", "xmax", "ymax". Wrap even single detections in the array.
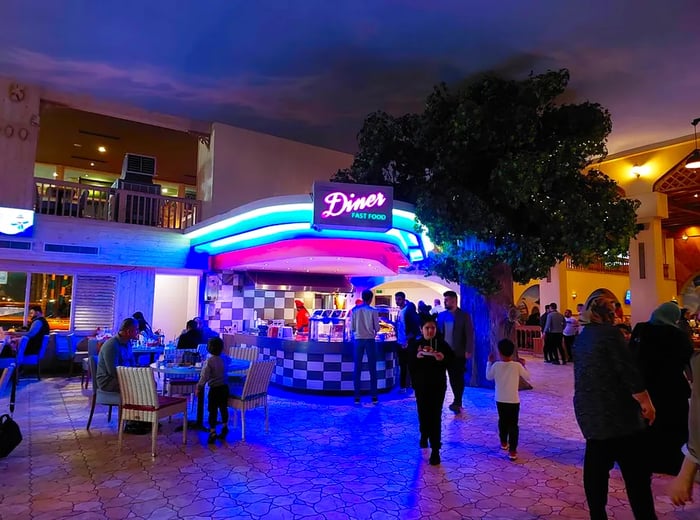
[
  {"xmin": 371, "ymin": 274, "xmax": 458, "ymax": 308},
  {"xmin": 153, "ymin": 274, "xmax": 200, "ymax": 342}
]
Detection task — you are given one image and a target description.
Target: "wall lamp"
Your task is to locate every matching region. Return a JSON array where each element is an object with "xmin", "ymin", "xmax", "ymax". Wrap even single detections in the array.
[
  {"xmin": 631, "ymin": 164, "xmax": 643, "ymax": 178},
  {"xmin": 571, "ymin": 291, "xmax": 577, "ymax": 300},
  {"xmin": 686, "ymin": 118, "xmax": 700, "ymax": 169}
]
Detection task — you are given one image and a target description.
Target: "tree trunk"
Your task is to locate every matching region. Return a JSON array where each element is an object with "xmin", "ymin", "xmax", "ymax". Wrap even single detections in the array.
[{"xmin": 461, "ymin": 262, "xmax": 514, "ymax": 389}]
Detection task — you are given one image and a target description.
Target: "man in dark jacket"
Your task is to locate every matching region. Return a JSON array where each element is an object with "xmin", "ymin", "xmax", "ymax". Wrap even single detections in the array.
[
  {"xmin": 394, "ymin": 291, "xmax": 421, "ymax": 393},
  {"xmin": 25, "ymin": 305, "xmax": 50, "ymax": 356}
]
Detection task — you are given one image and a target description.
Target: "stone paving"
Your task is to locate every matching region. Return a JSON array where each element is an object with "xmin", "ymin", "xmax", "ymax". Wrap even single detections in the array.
[{"xmin": 0, "ymin": 356, "xmax": 698, "ymax": 519}]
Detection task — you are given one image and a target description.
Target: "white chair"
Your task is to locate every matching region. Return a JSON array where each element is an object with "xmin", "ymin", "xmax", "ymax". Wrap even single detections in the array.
[
  {"xmin": 227, "ymin": 360, "xmax": 275, "ymax": 441},
  {"xmin": 86, "ymin": 355, "xmax": 121, "ymax": 430},
  {"xmin": 227, "ymin": 346, "xmax": 259, "ymax": 383},
  {"xmin": 116, "ymin": 366, "xmax": 188, "ymax": 457}
]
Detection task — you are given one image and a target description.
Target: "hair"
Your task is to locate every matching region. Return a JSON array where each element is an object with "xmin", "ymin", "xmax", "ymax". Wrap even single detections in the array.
[
  {"xmin": 132, "ymin": 311, "xmax": 145, "ymax": 321},
  {"xmin": 443, "ymin": 290, "xmax": 457, "ymax": 299},
  {"xmin": 614, "ymin": 302, "xmax": 622, "ymax": 309},
  {"xmin": 395, "ymin": 291, "xmax": 406, "ymax": 299},
  {"xmin": 549, "ymin": 302, "xmax": 558, "ymax": 310},
  {"xmin": 421, "ymin": 314, "xmax": 437, "ymax": 327},
  {"xmin": 497, "ymin": 338, "xmax": 515, "ymax": 357},
  {"xmin": 207, "ymin": 337, "xmax": 224, "ymax": 356},
  {"xmin": 119, "ymin": 317, "xmax": 138, "ymax": 332},
  {"xmin": 361, "ymin": 289, "xmax": 373, "ymax": 303},
  {"xmin": 29, "ymin": 304, "xmax": 43, "ymax": 314},
  {"xmin": 186, "ymin": 319, "xmax": 197, "ymax": 330}
]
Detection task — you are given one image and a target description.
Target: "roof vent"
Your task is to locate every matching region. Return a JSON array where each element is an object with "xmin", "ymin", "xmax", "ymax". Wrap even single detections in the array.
[{"xmin": 121, "ymin": 154, "xmax": 156, "ymax": 184}]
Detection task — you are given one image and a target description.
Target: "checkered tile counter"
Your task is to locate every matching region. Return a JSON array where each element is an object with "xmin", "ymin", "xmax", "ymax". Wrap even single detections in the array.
[{"xmin": 233, "ymin": 334, "xmax": 397, "ymax": 393}]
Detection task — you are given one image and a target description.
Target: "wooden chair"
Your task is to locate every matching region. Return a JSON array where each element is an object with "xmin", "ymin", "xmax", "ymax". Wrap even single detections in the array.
[
  {"xmin": 17, "ymin": 335, "xmax": 49, "ymax": 380},
  {"xmin": 116, "ymin": 366, "xmax": 188, "ymax": 457},
  {"xmin": 86, "ymin": 355, "xmax": 121, "ymax": 430},
  {"xmin": 227, "ymin": 360, "xmax": 275, "ymax": 441}
]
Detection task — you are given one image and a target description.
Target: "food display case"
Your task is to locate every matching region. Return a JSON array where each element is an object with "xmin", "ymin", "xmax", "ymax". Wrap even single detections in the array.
[{"xmin": 309, "ymin": 309, "xmax": 347, "ymax": 342}]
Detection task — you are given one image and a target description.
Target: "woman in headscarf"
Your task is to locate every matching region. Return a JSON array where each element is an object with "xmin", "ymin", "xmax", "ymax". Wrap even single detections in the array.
[
  {"xmin": 629, "ymin": 302, "xmax": 694, "ymax": 476},
  {"xmin": 573, "ymin": 289, "xmax": 658, "ymax": 519}
]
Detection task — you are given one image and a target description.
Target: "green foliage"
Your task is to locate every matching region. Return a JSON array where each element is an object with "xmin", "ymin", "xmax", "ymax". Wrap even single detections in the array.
[{"xmin": 332, "ymin": 69, "xmax": 640, "ymax": 294}]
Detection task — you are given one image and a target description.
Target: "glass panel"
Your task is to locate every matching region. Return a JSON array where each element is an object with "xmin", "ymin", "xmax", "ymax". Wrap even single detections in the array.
[
  {"xmin": 0, "ymin": 271, "xmax": 28, "ymax": 330},
  {"xmin": 29, "ymin": 273, "xmax": 73, "ymax": 331}
]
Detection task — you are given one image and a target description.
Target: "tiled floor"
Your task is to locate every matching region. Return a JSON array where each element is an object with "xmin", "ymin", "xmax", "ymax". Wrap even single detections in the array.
[{"xmin": 0, "ymin": 356, "xmax": 698, "ymax": 520}]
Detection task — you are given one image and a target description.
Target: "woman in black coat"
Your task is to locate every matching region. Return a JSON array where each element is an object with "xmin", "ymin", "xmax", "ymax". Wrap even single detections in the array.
[
  {"xmin": 630, "ymin": 302, "xmax": 694, "ymax": 475},
  {"xmin": 408, "ymin": 315, "xmax": 454, "ymax": 465}
]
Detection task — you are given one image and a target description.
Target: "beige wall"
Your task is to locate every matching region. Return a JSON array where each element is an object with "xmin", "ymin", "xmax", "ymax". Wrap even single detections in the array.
[
  {"xmin": 203, "ymin": 123, "xmax": 353, "ymax": 219},
  {"xmin": 0, "ymin": 76, "xmax": 41, "ymax": 209}
]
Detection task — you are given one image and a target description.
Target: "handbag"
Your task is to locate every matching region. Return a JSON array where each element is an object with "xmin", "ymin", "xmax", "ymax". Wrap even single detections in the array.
[{"xmin": 0, "ymin": 362, "xmax": 22, "ymax": 458}]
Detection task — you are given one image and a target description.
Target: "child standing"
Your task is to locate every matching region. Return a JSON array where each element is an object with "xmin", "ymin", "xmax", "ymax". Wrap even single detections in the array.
[
  {"xmin": 486, "ymin": 338, "xmax": 531, "ymax": 461},
  {"xmin": 197, "ymin": 337, "xmax": 230, "ymax": 443}
]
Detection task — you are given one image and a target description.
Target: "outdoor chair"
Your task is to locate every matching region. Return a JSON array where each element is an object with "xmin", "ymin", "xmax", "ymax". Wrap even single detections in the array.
[
  {"xmin": 227, "ymin": 359, "xmax": 275, "ymax": 441},
  {"xmin": 116, "ymin": 366, "xmax": 188, "ymax": 457},
  {"xmin": 227, "ymin": 346, "xmax": 259, "ymax": 383},
  {"xmin": 86, "ymin": 355, "xmax": 121, "ymax": 430}
]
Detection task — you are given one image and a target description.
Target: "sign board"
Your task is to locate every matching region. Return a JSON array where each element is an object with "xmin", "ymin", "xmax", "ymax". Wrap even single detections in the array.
[
  {"xmin": 0, "ymin": 207, "xmax": 34, "ymax": 238},
  {"xmin": 0, "ymin": 272, "xmax": 7, "ymax": 284},
  {"xmin": 312, "ymin": 182, "xmax": 393, "ymax": 231}
]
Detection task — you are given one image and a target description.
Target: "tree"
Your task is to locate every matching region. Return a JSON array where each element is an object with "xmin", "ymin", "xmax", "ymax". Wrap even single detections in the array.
[{"xmin": 333, "ymin": 69, "xmax": 639, "ymax": 387}]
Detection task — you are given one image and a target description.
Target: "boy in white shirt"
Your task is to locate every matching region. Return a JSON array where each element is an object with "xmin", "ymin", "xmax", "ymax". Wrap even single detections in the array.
[{"xmin": 486, "ymin": 339, "xmax": 531, "ymax": 461}]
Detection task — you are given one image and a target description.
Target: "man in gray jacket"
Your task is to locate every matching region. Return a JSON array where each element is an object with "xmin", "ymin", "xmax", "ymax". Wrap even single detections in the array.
[
  {"xmin": 351, "ymin": 289, "xmax": 380, "ymax": 404},
  {"xmin": 437, "ymin": 290, "xmax": 474, "ymax": 414}
]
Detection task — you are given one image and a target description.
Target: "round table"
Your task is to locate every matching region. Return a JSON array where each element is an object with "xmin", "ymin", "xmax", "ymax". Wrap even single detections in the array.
[{"xmin": 150, "ymin": 359, "xmax": 251, "ymax": 429}]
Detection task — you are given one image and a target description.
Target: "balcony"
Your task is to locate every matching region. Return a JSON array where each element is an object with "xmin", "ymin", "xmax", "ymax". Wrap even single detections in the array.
[
  {"xmin": 34, "ymin": 179, "xmax": 201, "ymax": 231},
  {"xmin": 564, "ymin": 256, "xmax": 629, "ymax": 274}
]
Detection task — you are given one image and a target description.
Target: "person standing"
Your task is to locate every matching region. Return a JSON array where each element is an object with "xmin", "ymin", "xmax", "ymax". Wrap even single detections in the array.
[
  {"xmin": 573, "ymin": 292, "xmax": 658, "ymax": 520},
  {"xmin": 437, "ymin": 290, "xmax": 474, "ymax": 414},
  {"xmin": 408, "ymin": 316, "xmax": 454, "ymax": 465},
  {"xmin": 24, "ymin": 305, "xmax": 50, "ymax": 356},
  {"xmin": 486, "ymin": 338, "xmax": 531, "ymax": 461},
  {"xmin": 96, "ymin": 318, "xmax": 139, "ymax": 392},
  {"xmin": 351, "ymin": 289, "xmax": 380, "ymax": 404},
  {"xmin": 394, "ymin": 292, "xmax": 421, "ymax": 393},
  {"xmin": 562, "ymin": 309, "xmax": 579, "ymax": 363},
  {"xmin": 543, "ymin": 302, "xmax": 566, "ymax": 364},
  {"xmin": 197, "ymin": 337, "xmax": 230, "ymax": 443},
  {"xmin": 629, "ymin": 302, "xmax": 693, "ymax": 476},
  {"xmin": 430, "ymin": 298, "xmax": 444, "ymax": 315}
]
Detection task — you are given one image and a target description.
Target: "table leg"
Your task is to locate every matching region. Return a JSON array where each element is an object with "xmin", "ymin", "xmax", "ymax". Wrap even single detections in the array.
[{"xmin": 174, "ymin": 389, "xmax": 205, "ymax": 431}]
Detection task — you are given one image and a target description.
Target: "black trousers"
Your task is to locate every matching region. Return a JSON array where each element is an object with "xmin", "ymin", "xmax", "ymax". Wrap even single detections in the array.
[
  {"xmin": 583, "ymin": 432, "xmax": 657, "ymax": 520},
  {"xmin": 415, "ymin": 383, "xmax": 446, "ymax": 449},
  {"xmin": 446, "ymin": 355, "xmax": 466, "ymax": 406},
  {"xmin": 544, "ymin": 333, "xmax": 565, "ymax": 363},
  {"xmin": 207, "ymin": 385, "xmax": 229, "ymax": 429},
  {"xmin": 397, "ymin": 347, "xmax": 411, "ymax": 388},
  {"xmin": 496, "ymin": 402, "xmax": 520, "ymax": 451},
  {"xmin": 563, "ymin": 335, "xmax": 576, "ymax": 361}
]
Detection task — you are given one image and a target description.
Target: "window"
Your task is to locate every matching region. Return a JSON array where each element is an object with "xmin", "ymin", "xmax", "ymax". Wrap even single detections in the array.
[
  {"xmin": 0, "ymin": 271, "xmax": 73, "ymax": 331},
  {"xmin": 0, "ymin": 271, "xmax": 28, "ymax": 329}
]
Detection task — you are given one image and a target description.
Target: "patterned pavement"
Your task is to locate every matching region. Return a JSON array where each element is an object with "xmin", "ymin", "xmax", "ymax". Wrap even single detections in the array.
[{"xmin": 0, "ymin": 355, "xmax": 698, "ymax": 519}]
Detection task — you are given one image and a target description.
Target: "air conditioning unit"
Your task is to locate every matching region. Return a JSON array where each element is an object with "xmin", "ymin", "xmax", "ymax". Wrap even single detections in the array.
[{"xmin": 120, "ymin": 153, "xmax": 157, "ymax": 184}]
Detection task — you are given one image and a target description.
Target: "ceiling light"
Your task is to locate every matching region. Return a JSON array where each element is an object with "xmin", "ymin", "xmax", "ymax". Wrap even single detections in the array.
[
  {"xmin": 695, "ymin": 193, "xmax": 698, "ymax": 198},
  {"xmin": 686, "ymin": 118, "xmax": 700, "ymax": 169},
  {"xmin": 97, "ymin": 146, "xmax": 107, "ymax": 153},
  {"xmin": 682, "ymin": 233, "xmax": 689, "ymax": 241},
  {"xmin": 73, "ymin": 143, "xmax": 81, "ymax": 148},
  {"xmin": 90, "ymin": 162, "xmax": 95, "ymax": 167}
]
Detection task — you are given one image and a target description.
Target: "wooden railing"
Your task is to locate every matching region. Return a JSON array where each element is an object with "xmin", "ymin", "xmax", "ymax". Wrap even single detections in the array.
[
  {"xmin": 34, "ymin": 179, "xmax": 201, "ymax": 230},
  {"xmin": 564, "ymin": 256, "xmax": 629, "ymax": 274},
  {"xmin": 515, "ymin": 325, "xmax": 542, "ymax": 356}
]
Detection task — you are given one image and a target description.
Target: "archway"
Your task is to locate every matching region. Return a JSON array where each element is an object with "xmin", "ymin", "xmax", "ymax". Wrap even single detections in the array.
[
  {"xmin": 516, "ymin": 284, "xmax": 540, "ymax": 324},
  {"xmin": 371, "ymin": 274, "xmax": 458, "ymax": 311},
  {"xmin": 679, "ymin": 274, "xmax": 700, "ymax": 314}
]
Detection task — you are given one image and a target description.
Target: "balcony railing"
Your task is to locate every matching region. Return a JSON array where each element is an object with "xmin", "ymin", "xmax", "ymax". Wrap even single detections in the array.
[
  {"xmin": 34, "ymin": 179, "xmax": 201, "ymax": 230},
  {"xmin": 564, "ymin": 256, "xmax": 629, "ymax": 274}
]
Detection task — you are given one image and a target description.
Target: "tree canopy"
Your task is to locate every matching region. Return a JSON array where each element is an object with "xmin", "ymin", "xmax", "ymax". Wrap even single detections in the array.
[{"xmin": 333, "ymin": 69, "xmax": 639, "ymax": 294}]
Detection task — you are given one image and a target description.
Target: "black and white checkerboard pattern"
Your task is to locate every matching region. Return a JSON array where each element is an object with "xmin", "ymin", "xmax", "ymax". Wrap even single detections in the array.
[{"xmin": 236, "ymin": 335, "xmax": 397, "ymax": 393}]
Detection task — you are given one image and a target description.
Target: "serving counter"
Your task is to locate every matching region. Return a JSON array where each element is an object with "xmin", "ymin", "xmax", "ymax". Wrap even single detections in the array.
[{"xmin": 230, "ymin": 333, "xmax": 397, "ymax": 394}]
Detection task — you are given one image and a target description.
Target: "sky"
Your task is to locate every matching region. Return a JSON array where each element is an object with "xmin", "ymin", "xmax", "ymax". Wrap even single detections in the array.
[{"xmin": 1, "ymin": 0, "xmax": 699, "ymax": 153}]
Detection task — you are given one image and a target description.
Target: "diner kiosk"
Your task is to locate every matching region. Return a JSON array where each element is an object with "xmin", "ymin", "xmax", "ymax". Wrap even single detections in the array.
[{"xmin": 185, "ymin": 182, "xmax": 434, "ymax": 394}]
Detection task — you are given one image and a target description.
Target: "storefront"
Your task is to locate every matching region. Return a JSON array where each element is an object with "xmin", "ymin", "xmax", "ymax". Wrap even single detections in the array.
[{"xmin": 185, "ymin": 182, "xmax": 445, "ymax": 393}]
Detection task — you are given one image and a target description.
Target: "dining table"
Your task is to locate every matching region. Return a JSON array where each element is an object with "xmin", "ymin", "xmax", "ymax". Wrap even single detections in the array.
[
  {"xmin": 132, "ymin": 345, "xmax": 164, "ymax": 365},
  {"xmin": 150, "ymin": 358, "xmax": 251, "ymax": 430}
]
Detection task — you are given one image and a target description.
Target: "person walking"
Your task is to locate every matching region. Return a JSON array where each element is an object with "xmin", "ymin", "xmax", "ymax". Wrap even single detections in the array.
[
  {"xmin": 573, "ymin": 292, "xmax": 658, "ymax": 520},
  {"xmin": 437, "ymin": 290, "xmax": 474, "ymax": 414},
  {"xmin": 351, "ymin": 289, "xmax": 380, "ymax": 404},
  {"xmin": 486, "ymin": 338, "xmax": 531, "ymax": 461},
  {"xmin": 394, "ymin": 292, "xmax": 421, "ymax": 393},
  {"xmin": 408, "ymin": 316, "xmax": 454, "ymax": 465}
]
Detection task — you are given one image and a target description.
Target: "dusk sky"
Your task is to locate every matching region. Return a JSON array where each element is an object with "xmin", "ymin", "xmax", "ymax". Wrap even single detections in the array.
[{"xmin": 1, "ymin": 0, "xmax": 699, "ymax": 153}]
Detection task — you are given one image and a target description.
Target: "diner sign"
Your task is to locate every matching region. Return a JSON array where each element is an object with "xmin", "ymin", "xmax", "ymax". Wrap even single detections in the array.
[
  {"xmin": 312, "ymin": 182, "xmax": 393, "ymax": 231},
  {"xmin": 0, "ymin": 206, "xmax": 34, "ymax": 237}
]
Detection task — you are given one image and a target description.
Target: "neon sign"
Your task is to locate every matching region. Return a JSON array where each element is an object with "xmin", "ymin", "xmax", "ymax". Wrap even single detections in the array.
[
  {"xmin": 0, "ymin": 207, "xmax": 34, "ymax": 237},
  {"xmin": 313, "ymin": 182, "xmax": 393, "ymax": 231}
]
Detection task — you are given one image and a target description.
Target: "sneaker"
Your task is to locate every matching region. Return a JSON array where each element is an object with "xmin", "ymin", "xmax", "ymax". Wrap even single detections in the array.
[
  {"xmin": 448, "ymin": 403, "xmax": 462, "ymax": 414},
  {"xmin": 500, "ymin": 443, "xmax": 509, "ymax": 451},
  {"xmin": 371, "ymin": 397, "xmax": 378, "ymax": 405},
  {"xmin": 420, "ymin": 436, "xmax": 429, "ymax": 449},
  {"xmin": 508, "ymin": 451, "xmax": 518, "ymax": 461},
  {"xmin": 429, "ymin": 450, "xmax": 441, "ymax": 465}
]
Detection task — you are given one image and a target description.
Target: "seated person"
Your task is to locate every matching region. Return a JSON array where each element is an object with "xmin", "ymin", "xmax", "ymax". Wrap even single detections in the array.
[
  {"xmin": 132, "ymin": 311, "xmax": 157, "ymax": 341},
  {"xmin": 177, "ymin": 320, "xmax": 203, "ymax": 349},
  {"xmin": 96, "ymin": 318, "xmax": 139, "ymax": 392},
  {"xmin": 25, "ymin": 305, "xmax": 51, "ymax": 356},
  {"xmin": 194, "ymin": 317, "xmax": 219, "ymax": 341}
]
